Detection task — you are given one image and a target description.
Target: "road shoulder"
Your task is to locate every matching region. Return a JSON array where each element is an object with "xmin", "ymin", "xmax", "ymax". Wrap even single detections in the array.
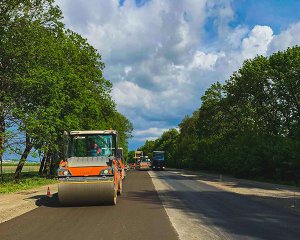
[
  {"xmin": 0, "ymin": 183, "xmax": 57, "ymax": 224},
  {"xmin": 170, "ymin": 168, "xmax": 300, "ymax": 213},
  {"xmin": 148, "ymin": 171, "xmax": 224, "ymax": 240}
]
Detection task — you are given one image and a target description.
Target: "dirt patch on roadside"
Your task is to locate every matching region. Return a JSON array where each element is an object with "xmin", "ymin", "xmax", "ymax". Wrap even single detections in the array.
[{"xmin": 0, "ymin": 184, "xmax": 57, "ymax": 224}]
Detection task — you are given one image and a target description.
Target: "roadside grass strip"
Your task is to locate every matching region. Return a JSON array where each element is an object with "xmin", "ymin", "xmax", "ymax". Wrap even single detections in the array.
[{"xmin": 0, "ymin": 172, "xmax": 56, "ymax": 194}]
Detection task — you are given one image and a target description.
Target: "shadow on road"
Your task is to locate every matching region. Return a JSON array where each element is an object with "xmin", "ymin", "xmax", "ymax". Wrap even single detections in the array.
[
  {"xmin": 32, "ymin": 194, "xmax": 114, "ymax": 208},
  {"xmin": 126, "ymin": 187, "xmax": 300, "ymax": 240},
  {"xmin": 172, "ymin": 169, "xmax": 300, "ymax": 191},
  {"xmin": 33, "ymin": 193, "xmax": 61, "ymax": 207}
]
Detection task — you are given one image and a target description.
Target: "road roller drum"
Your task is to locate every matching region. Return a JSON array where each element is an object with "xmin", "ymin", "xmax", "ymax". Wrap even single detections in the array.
[{"xmin": 58, "ymin": 178, "xmax": 117, "ymax": 205}]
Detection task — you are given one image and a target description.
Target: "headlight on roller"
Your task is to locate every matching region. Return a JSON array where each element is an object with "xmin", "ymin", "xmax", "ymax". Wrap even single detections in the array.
[
  {"xmin": 58, "ymin": 169, "xmax": 71, "ymax": 177},
  {"xmin": 100, "ymin": 168, "xmax": 114, "ymax": 176}
]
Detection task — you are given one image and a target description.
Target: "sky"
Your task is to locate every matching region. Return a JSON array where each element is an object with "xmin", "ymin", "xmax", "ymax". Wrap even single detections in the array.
[{"xmin": 55, "ymin": 0, "xmax": 300, "ymax": 150}]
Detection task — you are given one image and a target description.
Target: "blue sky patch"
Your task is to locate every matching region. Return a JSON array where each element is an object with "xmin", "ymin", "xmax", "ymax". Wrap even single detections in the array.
[
  {"xmin": 119, "ymin": 0, "xmax": 151, "ymax": 7},
  {"xmin": 231, "ymin": 0, "xmax": 300, "ymax": 34}
]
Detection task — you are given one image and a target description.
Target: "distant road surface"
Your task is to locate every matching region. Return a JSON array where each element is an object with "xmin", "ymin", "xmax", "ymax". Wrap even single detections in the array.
[
  {"xmin": 149, "ymin": 170, "xmax": 300, "ymax": 240},
  {"xmin": 0, "ymin": 170, "xmax": 299, "ymax": 240}
]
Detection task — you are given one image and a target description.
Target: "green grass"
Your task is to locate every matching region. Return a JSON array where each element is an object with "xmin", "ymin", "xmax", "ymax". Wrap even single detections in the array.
[
  {"xmin": 1, "ymin": 165, "xmax": 40, "ymax": 174},
  {"xmin": 2, "ymin": 162, "xmax": 40, "ymax": 166},
  {"xmin": 1, "ymin": 162, "xmax": 40, "ymax": 174},
  {"xmin": 0, "ymin": 172, "xmax": 57, "ymax": 194}
]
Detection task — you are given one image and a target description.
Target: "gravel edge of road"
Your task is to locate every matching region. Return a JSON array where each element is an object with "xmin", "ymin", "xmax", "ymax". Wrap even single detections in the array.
[
  {"xmin": 0, "ymin": 183, "xmax": 58, "ymax": 224},
  {"xmin": 170, "ymin": 168, "xmax": 300, "ymax": 214}
]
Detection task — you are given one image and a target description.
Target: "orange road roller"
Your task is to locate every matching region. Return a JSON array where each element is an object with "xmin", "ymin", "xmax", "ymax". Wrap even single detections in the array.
[
  {"xmin": 57, "ymin": 130, "xmax": 122, "ymax": 205},
  {"xmin": 138, "ymin": 156, "xmax": 151, "ymax": 170}
]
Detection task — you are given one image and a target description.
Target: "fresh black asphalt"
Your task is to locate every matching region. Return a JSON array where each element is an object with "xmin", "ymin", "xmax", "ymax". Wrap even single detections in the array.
[{"xmin": 0, "ymin": 171, "xmax": 178, "ymax": 240}]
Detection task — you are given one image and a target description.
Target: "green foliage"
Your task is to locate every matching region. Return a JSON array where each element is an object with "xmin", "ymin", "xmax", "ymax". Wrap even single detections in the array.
[
  {"xmin": 138, "ymin": 128, "xmax": 179, "ymax": 166},
  {"xmin": 127, "ymin": 150, "xmax": 136, "ymax": 163},
  {"xmin": 0, "ymin": 0, "xmax": 133, "ymax": 179},
  {"xmin": 0, "ymin": 172, "xmax": 56, "ymax": 193},
  {"xmin": 139, "ymin": 46, "xmax": 300, "ymax": 184}
]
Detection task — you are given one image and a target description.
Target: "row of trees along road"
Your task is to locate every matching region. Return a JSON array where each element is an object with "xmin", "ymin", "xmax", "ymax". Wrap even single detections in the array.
[
  {"xmin": 0, "ymin": 0, "xmax": 133, "ymax": 182},
  {"xmin": 140, "ymin": 46, "xmax": 300, "ymax": 184}
]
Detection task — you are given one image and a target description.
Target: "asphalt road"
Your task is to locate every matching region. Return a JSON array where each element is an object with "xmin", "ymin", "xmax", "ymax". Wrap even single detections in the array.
[
  {"xmin": 150, "ymin": 170, "xmax": 300, "ymax": 240},
  {"xmin": 1, "ymin": 170, "xmax": 300, "ymax": 240},
  {"xmin": 0, "ymin": 171, "xmax": 178, "ymax": 240}
]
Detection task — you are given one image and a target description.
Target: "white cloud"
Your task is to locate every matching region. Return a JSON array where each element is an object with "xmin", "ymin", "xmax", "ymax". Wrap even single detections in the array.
[
  {"xmin": 134, "ymin": 136, "xmax": 159, "ymax": 142},
  {"xmin": 56, "ymin": 0, "xmax": 300, "ymax": 149},
  {"xmin": 133, "ymin": 127, "xmax": 173, "ymax": 142},
  {"xmin": 225, "ymin": 26, "xmax": 249, "ymax": 49},
  {"xmin": 112, "ymin": 81, "xmax": 153, "ymax": 109},
  {"xmin": 242, "ymin": 25, "xmax": 274, "ymax": 59},
  {"xmin": 189, "ymin": 51, "xmax": 222, "ymax": 70},
  {"xmin": 124, "ymin": 66, "xmax": 132, "ymax": 75},
  {"xmin": 268, "ymin": 22, "xmax": 300, "ymax": 53},
  {"xmin": 205, "ymin": 0, "xmax": 235, "ymax": 37},
  {"xmin": 134, "ymin": 127, "xmax": 169, "ymax": 137}
]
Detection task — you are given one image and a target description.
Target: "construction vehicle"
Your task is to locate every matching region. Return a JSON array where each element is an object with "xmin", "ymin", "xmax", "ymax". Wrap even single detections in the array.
[
  {"xmin": 152, "ymin": 151, "xmax": 165, "ymax": 170},
  {"xmin": 116, "ymin": 148, "xmax": 126, "ymax": 180},
  {"xmin": 134, "ymin": 151, "xmax": 143, "ymax": 169},
  {"xmin": 129, "ymin": 163, "xmax": 135, "ymax": 169},
  {"xmin": 124, "ymin": 164, "xmax": 129, "ymax": 171},
  {"xmin": 57, "ymin": 130, "xmax": 122, "ymax": 205},
  {"xmin": 138, "ymin": 155, "xmax": 151, "ymax": 170}
]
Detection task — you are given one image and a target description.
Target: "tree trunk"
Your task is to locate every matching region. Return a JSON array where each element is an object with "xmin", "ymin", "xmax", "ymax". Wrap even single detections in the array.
[
  {"xmin": 39, "ymin": 153, "xmax": 47, "ymax": 176},
  {"xmin": 49, "ymin": 151, "xmax": 58, "ymax": 177},
  {"xmin": 42, "ymin": 152, "xmax": 51, "ymax": 176},
  {"xmin": 15, "ymin": 132, "xmax": 32, "ymax": 181},
  {"xmin": 0, "ymin": 106, "xmax": 5, "ymax": 182},
  {"xmin": 48, "ymin": 154, "xmax": 55, "ymax": 178}
]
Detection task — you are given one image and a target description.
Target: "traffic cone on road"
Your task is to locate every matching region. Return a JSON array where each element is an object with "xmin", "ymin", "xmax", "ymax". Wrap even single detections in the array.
[{"xmin": 47, "ymin": 186, "xmax": 51, "ymax": 197}]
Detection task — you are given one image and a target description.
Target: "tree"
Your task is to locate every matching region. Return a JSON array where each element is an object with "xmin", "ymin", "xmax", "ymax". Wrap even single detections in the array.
[
  {"xmin": 139, "ymin": 129, "xmax": 179, "ymax": 167},
  {"xmin": 0, "ymin": 0, "xmax": 133, "ymax": 181},
  {"xmin": 0, "ymin": 0, "xmax": 63, "ymax": 181},
  {"xmin": 139, "ymin": 46, "xmax": 300, "ymax": 183},
  {"xmin": 138, "ymin": 140, "xmax": 156, "ymax": 158},
  {"xmin": 127, "ymin": 150, "xmax": 136, "ymax": 163}
]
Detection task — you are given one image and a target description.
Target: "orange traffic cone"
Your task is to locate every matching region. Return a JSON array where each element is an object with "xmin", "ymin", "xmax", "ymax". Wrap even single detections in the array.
[{"xmin": 47, "ymin": 186, "xmax": 51, "ymax": 197}]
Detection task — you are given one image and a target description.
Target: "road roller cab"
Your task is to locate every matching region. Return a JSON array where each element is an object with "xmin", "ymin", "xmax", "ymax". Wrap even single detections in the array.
[{"xmin": 57, "ymin": 130, "xmax": 122, "ymax": 205}]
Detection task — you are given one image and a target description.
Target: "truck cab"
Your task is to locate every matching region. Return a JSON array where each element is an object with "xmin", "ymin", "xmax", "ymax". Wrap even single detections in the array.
[{"xmin": 152, "ymin": 151, "xmax": 165, "ymax": 170}]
